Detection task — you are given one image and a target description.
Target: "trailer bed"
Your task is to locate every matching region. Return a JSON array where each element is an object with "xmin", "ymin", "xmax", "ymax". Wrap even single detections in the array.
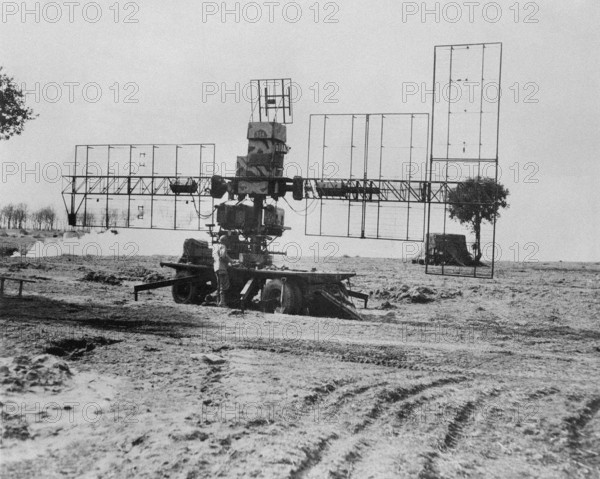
[{"xmin": 159, "ymin": 262, "xmax": 357, "ymax": 284}]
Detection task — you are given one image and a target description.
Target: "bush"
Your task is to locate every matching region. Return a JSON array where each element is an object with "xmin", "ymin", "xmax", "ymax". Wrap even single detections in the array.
[{"xmin": 0, "ymin": 245, "xmax": 18, "ymax": 257}]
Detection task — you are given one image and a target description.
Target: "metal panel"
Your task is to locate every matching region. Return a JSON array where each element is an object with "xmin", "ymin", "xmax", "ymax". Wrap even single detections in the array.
[
  {"xmin": 62, "ymin": 144, "xmax": 217, "ymax": 231},
  {"xmin": 305, "ymin": 113, "xmax": 430, "ymax": 241},
  {"xmin": 426, "ymin": 43, "xmax": 503, "ymax": 279}
]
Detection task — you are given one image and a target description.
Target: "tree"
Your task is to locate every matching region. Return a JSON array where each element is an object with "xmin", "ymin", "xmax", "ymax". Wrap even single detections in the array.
[
  {"xmin": 76, "ymin": 211, "xmax": 96, "ymax": 229},
  {"xmin": 31, "ymin": 206, "xmax": 57, "ymax": 230},
  {"xmin": 44, "ymin": 206, "xmax": 56, "ymax": 230},
  {"xmin": 31, "ymin": 209, "xmax": 44, "ymax": 230},
  {"xmin": 0, "ymin": 67, "xmax": 37, "ymax": 140},
  {"xmin": 1, "ymin": 204, "xmax": 15, "ymax": 229},
  {"xmin": 107, "ymin": 209, "xmax": 120, "ymax": 228},
  {"xmin": 13, "ymin": 203, "xmax": 28, "ymax": 229},
  {"xmin": 447, "ymin": 177, "xmax": 509, "ymax": 263}
]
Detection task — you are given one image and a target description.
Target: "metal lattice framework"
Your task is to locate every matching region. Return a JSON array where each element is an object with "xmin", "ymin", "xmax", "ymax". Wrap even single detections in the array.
[
  {"xmin": 425, "ymin": 42, "xmax": 503, "ymax": 278},
  {"xmin": 61, "ymin": 43, "xmax": 504, "ymax": 278},
  {"xmin": 250, "ymin": 78, "xmax": 293, "ymax": 124},
  {"xmin": 62, "ymin": 144, "xmax": 216, "ymax": 231},
  {"xmin": 304, "ymin": 113, "xmax": 430, "ymax": 241},
  {"xmin": 303, "ymin": 43, "xmax": 503, "ymax": 278}
]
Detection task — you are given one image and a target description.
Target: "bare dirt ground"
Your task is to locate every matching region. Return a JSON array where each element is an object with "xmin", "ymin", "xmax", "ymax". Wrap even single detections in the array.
[{"xmin": 1, "ymin": 253, "xmax": 599, "ymax": 478}]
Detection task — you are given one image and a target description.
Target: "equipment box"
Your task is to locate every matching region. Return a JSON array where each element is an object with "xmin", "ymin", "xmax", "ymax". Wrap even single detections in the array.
[
  {"xmin": 247, "ymin": 122, "xmax": 287, "ymax": 143},
  {"xmin": 217, "ymin": 203, "xmax": 257, "ymax": 230},
  {"xmin": 264, "ymin": 205, "xmax": 285, "ymax": 228},
  {"xmin": 182, "ymin": 238, "xmax": 212, "ymax": 265}
]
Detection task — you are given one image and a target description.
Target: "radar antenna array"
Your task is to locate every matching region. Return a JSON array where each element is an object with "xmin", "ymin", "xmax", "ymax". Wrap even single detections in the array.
[
  {"xmin": 62, "ymin": 44, "xmax": 503, "ymax": 278},
  {"xmin": 62, "ymin": 143, "xmax": 217, "ymax": 231},
  {"xmin": 250, "ymin": 78, "xmax": 293, "ymax": 124}
]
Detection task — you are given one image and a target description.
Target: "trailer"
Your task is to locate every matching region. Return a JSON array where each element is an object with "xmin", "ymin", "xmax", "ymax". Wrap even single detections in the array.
[{"xmin": 133, "ymin": 245, "xmax": 368, "ymax": 321}]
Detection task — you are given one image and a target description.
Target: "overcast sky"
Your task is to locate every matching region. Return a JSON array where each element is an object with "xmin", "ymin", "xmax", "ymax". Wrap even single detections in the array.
[{"xmin": 1, "ymin": 0, "xmax": 599, "ymax": 261}]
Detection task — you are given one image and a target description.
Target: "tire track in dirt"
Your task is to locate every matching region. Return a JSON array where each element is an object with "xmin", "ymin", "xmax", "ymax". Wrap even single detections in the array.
[
  {"xmin": 417, "ymin": 452, "xmax": 442, "ymax": 479},
  {"xmin": 440, "ymin": 401, "xmax": 478, "ymax": 451},
  {"xmin": 236, "ymin": 340, "xmax": 478, "ymax": 378},
  {"xmin": 301, "ymin": 378, "xmax": 357, "ymax": 408},
  {"xmin": 331, "ymin": 382, "xmax": 389, "ymax": 407},
  {"xmin": 415, "ymin": 394, "xmax": 489, "ymax": 479},
  {"xmin": 288, "ymin": 433, "xmax": 339, "ymax": 479},
  {"xmin": 526, "ymin": 386, "xmax": 560, "ymax": 401},
  {"xmin": 304, "ymin": 377, "xmax": 468, "ymax": 479},
  {"xmin": 234, "ymin": 339, "xmax": 593, "ymax": 384},
  {"xmin": 325, "ymin": 439, "xmax": 371, "ymax": 479},
  {"xmin": 355, "ymin": 377, "xmax": 468, "ymax": 433},
  {"xmin": 339, "ymin": 387, "xmax": 466, "ymax": 479},
  {"xmin": 346, "ymin": 386, "xmax": 472, "ymax": 479},
  {"xmin": 565, "ymin": 396, "xmax": 600, "ymax": 452}
]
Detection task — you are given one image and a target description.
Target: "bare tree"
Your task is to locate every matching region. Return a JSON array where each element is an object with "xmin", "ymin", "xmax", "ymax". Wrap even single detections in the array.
[
  {"xmin": 13, "ymin": 203, "xmax": 28, "ymax": 229},
  {"xmin": 2, "ymin": 204, "xmax": 15, "ymax": 229},
  {"xmin": 107, "ymin": 209, "xmax": 120, "ymax": 228},
  {"xmin": 31, "ymin": 209, "xmax": 44, "ymax": 230},
  {"xmin": 30, "ymin": 206, "xmax": 57, "ymax": 230},
  {"xmin": 79, "ymin": 211, "xmax": 96, "ymax": 229},
  {"xmin": 45, "ymin": 207, "xmax": 56, "ymax": 230}
]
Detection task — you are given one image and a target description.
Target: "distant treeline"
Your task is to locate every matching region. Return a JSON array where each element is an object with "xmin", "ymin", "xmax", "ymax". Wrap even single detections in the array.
[{"xmin": 0, "ymin": 203, "xmax": 57, "ymax": 230}]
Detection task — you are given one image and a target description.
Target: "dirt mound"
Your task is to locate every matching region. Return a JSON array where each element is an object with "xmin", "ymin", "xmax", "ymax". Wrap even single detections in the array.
[
  {"xmin": 44, "ymin": 336, "xmax": 122, "ymax": 360},
  {"xmin": 81, "ymin": 271, "xmax": 122, "ymax": 285},
  {"xmin": 117, "ymin": 265, "xmax": 166, "ymax": 283},
  {"xmin": 372, "ymin": 285, "xmax": 462, "ymax": 304},
  {"xmin": 373, "ymin": 285, "xmax": 436, "ymax": 303},
  {"xmin": 142, "ymin": 271, "xmax": 167, "ymax": 283},
  {"xmin": 118, "ymin": 265, "xmax": 154, "ymax": 279},
  {"xmin": 7, "ymin": 262, "xmax": 51, "ymax": 272},
  {"xmin": 378, "ymin": 301, "xmax": 397, "ymax": 310},
  {"xmin": 438, "ymin": 289, "xmax": 463, "ymax": 300},
  {"xmin": 0, "ymin": 354, "xmax": 73, "ymax": 392}
]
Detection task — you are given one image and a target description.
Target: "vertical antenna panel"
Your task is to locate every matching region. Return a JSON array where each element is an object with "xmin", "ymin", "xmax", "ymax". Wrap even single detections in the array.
[
  {"xmin": 305, "ymin": 113, "xmax": 429, "ymax": 241},
  {"xmin": 431, "ymin": 43, "xmax": 502, "ymax": 162},
  {"xmin": 426, "ymin": 43, "xmax": 502, "ymax": 278}
]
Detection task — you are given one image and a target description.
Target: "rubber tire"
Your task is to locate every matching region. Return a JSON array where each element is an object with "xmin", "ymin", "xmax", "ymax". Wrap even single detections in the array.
[
  {"xmin": 172, "ymin": 271, "xmax": 205, "ymax": 305},
  {"xmin": 262, "ymin": 279, "xmax": 303, "ymax": 315}
]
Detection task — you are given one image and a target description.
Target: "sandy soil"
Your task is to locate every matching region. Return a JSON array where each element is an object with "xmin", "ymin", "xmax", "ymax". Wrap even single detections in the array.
[{"xmin": 1, "ymin": 254, "xmax": 599, "ymax": 478}]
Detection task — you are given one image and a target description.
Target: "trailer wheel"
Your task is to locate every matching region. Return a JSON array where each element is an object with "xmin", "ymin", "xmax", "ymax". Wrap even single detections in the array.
[
  {"xmin": 172, "ymin": 271, "xmax": 205, "ymax": 305},
  {"xmin": 262, "ymin": 279, "xmax": 303, "ymax": 315}
]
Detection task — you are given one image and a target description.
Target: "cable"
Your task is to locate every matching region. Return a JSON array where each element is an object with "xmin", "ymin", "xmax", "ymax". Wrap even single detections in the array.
[
  {"xmin": 188, "ymin": 193, "xmax": 217, "ymax": 220},
  {"xmin": 282, "ymin": 196, "xmax": 318, "ymax": 215}
]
